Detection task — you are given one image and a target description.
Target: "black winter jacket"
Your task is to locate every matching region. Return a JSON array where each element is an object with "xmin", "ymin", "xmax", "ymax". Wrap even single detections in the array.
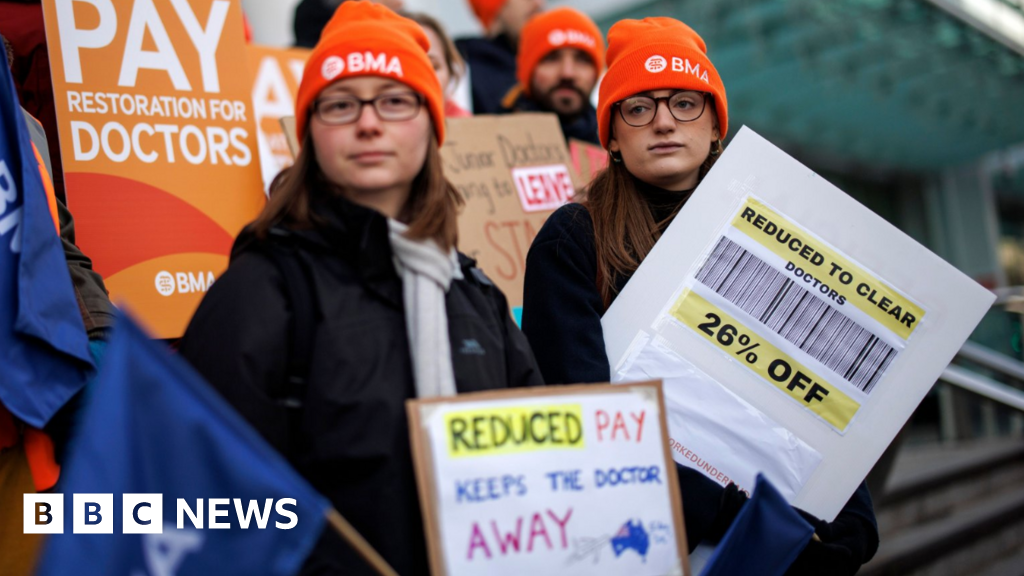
[
  {"xmin": 180, "ymin": 192, "xmax": 543, "ymax": 575},
  {"xmin": 521, "ymin": 202, "xmax": 879, "ymax": 574},
  {"xmin": 454, "ymin": 34, "xmax": 518, "ymax": 115}
]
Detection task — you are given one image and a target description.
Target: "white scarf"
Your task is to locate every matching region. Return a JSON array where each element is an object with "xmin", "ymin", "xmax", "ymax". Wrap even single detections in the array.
[{"xmin": 387, "ymin": 219, "xmax": 462, "ymax": 398}]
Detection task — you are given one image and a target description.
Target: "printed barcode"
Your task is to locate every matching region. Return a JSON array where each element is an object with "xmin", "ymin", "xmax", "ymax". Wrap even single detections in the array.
[{"xmin": 695, "ymin": 237, "xmax": 895, "ymax": 394}]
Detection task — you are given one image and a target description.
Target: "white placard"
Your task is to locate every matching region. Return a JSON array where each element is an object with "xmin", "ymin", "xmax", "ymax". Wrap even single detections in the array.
[
  {"xmin": 614, "ymin": 332, "xmax": 823, "ymax": 501},
  {"xmin": 603, "ymin": 127, "xmax": 995, "ymax": 521},
  {"xmin": 407, "ymin": 382, "xmax": 689, "ymax": 576}
]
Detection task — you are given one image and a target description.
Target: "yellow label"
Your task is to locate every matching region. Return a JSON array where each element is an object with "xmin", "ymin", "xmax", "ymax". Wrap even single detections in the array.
[
  {"xmin": 731, "ymin": 197, "xmax": 924, "ymax": 340},
  {"xmin": 445, "ymin": 404, "xmax": 585, "ymax": 457},
  {"xmin": 671, "ymin": 291, "xmax": 860, "ymax": 431}
]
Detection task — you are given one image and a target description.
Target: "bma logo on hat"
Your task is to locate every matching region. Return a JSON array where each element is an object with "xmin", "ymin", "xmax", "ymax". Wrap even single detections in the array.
[
  {"xmin": 645, "ymin": 55, "xmax": 667, "ymax": 73},
  {"xmin": 322, "ymin": 56, "xmax": 345, "ymax": 80},
  {"xmin": 548, "ymin": 29, "xmax": 597, "ymax": 48}
]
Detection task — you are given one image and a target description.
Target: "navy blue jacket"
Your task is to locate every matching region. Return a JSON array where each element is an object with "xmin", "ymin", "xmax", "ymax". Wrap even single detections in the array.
[
  {"xmin": 522, "ymin": 202, "xmax": 879, "ymax": 572},
  {"xmin": 455, "ymin": 34, "xmax": 518, "ymax": 115}
]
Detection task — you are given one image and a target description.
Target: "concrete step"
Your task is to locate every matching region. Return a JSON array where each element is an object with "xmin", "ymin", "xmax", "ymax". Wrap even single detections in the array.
[
  {"xmin": 862, "ymin": 486, "xmax": 1024, "ymax": 575},
  {"xmin": 977, "ymin": 538, "xmax": 1024, "ymax": 576},
  {"xmin": 876, "ymin": 439, "xmax": 1024, "ymax": 539},
  {"xmin": 861, "ymin": 438, "xmax": 1024, "ymax": 576}
]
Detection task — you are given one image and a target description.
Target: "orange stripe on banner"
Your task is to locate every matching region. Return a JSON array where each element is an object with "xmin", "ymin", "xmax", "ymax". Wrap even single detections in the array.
[
  {"xmin": 31, "ymin": 143, "xmax": 60, "ymax": 235},
  {"xmin": 66, "ymin": 172, "xmax": 235, "ymax": 279}
]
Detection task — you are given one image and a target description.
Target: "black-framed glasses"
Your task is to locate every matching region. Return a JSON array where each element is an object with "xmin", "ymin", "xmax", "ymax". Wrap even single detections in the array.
[
  {"xmin": 615, "ymin": 91, "xmax": 709, "ymax": 127},
  {"xmin": 313, "ymin": 92, "xmax": 424, "ymax": 125}
]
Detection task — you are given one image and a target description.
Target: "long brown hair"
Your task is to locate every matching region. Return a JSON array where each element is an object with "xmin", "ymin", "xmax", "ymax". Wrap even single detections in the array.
[
  {"xmin": 583, "ymin": 106, "xmax": 723, "ymax": 308},
  {"xmin": 251, "ymin": 125, "xmax": 463, "ymax": 251}
]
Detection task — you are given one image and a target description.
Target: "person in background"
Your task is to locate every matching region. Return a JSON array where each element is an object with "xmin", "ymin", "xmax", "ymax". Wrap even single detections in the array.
[
  {"xmin": 500, "ymin": 7, "xmax": 603, "ymax": 145},
  {"xmin": 179, "ymin": 3, "xmax": 542, "ymax": 574},
  {"xmin": 520, "ymin": 16, "xmax": 879, "ymax": 575},
  {"xmin": 406, "ymin": 12, "xmax": 471, "ymax": 118},
  {"xmin": 455, "ymin": 0, "xmax": 544, "ymax": 114},
  {"xmin": 293, "ymin": 0, "xmax": 405, "ymax": 47}
]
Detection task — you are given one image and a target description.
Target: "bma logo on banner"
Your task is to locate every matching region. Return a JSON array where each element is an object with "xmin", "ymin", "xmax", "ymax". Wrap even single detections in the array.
[
  {"xmin": 155, "ymin": 271, "xmax": 216, "ymax": 296},
  {"xmin": 24, "ymin": 494, "xmax": 300, "ymax": 534}
]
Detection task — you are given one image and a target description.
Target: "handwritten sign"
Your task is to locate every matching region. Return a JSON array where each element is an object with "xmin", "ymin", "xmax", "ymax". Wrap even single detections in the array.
[
  {"xmin": 42, "ymin": 0, "xmax": 266, "ymax": 337},
  {"xmin": 442, "ymin": 114, "xmax": 579, "ymax": 322},
  {"xmin": 248, "ymin": 44, "xmax": 308, "ymax": 191},
  {"xmin": 407, "ymin": 381, "xmax": 689, "ymax": 576}
]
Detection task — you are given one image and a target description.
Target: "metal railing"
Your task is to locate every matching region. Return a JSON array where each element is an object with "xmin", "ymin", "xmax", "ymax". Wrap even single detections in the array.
[
  {"xmin": 942, "ymin": 340, "xmax": 1024, "ymax": 416},
  {"xmin": 941, "ymin": 364, "xmax": 1024, "ymax": 413}
]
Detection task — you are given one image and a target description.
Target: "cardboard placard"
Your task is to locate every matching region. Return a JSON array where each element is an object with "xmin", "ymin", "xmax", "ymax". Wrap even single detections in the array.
[
  {"xmin": 568, "ymin": 138, "xmax": 608, "ymax": 187},
  {"xmin": 603, "ymin": 127, "xmax": 995, "ymax": 521},
  {"xmin": 442, "ymin": 114, "xmax": 578, "ymax": 321},
  {"xmin": 42, "ymin": 0, "xmax": 266, "ymax": 338},
  {"xmin": 248, "ymin": 44, "xmax": 309, "ymax": 191},
  {"xmin": 407, "ymin": 382, "xmax": 689, "ymax": 576}
]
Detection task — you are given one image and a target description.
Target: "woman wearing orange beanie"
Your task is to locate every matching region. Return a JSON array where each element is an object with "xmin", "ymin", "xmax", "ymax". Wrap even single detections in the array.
[
  {"xmin": 522, "ymin": 16, "xmax": 878, "ymax": 575},
  {"xmin": 180, "ymin": 3, "xmax": 542, "ymax": 574}
]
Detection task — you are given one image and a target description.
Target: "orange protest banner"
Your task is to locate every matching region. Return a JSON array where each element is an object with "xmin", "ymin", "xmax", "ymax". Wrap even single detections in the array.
[
  {"xmin": 42, "ymin": 0, "xmax": 266, "ymax": 338},
  {"xmin": 248, "ymin": 44, "xmax": 309, "ymax": 190}
]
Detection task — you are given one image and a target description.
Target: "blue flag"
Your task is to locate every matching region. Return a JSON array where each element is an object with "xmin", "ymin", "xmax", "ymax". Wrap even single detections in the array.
[
  {"xmin": 36, "ymin": 313, "xmax": 329, "ymax": 576},
  {"xmin": 701, "ymin": 475, "xmax": 814, "ymax": 576},
  {"xmin": 0, "ymin": 54, "xmax": 92, "ymax": 428}
]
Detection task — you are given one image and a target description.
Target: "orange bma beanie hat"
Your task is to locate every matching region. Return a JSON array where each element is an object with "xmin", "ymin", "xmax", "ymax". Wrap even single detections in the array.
[
  {"xmin": 295, "ymin": 1, "xmax": 445, "ymax": 145},
  {"xmin": 467, "ymin": 0, "xmax": 507, "ymax": 30},
  {"xmin": 596, "ymin": 17, "xmax": 728, "ymax": 149},
  {"xmin": 517, "ymin": 7, "xmax": 605, "ymax": 98}
]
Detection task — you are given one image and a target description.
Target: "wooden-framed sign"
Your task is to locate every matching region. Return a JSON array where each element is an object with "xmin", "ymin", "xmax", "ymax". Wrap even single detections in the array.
[{"xmin": 407, "ymin": 381, "xmax": 689, "ymax": 576}]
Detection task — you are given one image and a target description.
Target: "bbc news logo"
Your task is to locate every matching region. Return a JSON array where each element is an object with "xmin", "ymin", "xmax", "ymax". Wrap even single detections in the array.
[{"xmin": 24, "ymin": 494, "xmax": 299, "ymax": 534}]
